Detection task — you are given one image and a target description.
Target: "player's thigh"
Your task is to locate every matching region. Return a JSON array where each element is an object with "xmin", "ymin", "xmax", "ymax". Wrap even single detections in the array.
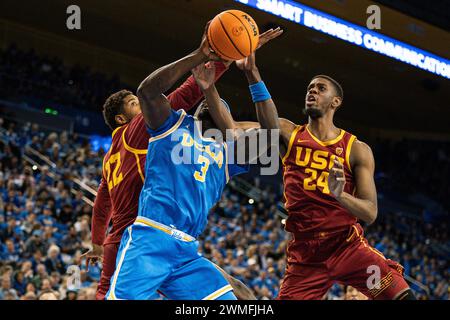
[
  {"xmin": 107, "ymin": 226, "xmax": 171, "ymax": 300},
  {"xmin": 277, "ymin": 263, "xmax": 331, "ymax": 300},
  {"xmin": 160, "ymin": 257, "xmax": 234, "ymax": 300},
  {"xmin": 332, "ymin": 236, "xmax": 409, "ymax": 300}
]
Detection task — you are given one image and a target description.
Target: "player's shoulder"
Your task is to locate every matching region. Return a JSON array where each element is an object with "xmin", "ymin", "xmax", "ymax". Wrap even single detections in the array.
[
  {"xmin": 127, "ymin": 112, "xmax": 146, "ymax": 132},
  {"xmin": 279, "ymin": 118, "xmax": 298, "ymax": 130},
  {"xmin": 350, "ymin": 138, "xmax": 374, "ymax": 166}
]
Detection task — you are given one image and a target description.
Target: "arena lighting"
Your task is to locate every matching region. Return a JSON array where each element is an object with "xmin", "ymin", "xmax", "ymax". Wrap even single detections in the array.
[
  {"xmin": 235, "ymin": 0, "xmax": 450, "ymax": 79},
  {"xmin": 44, "ymin": 107, "xmax": 58, "ymax": 115}
]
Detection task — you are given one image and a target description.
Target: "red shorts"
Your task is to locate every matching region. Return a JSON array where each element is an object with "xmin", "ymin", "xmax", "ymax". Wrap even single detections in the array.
[
  {"xmin": 277, "ymin": 224, "xmax": 410, "ymax": 300},
  {"xmin": 96, "ymin": 243, "xmax": 120, "ymax": 300}
]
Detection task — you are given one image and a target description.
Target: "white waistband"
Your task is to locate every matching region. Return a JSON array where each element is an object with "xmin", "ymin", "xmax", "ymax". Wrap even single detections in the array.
[{"xmin": 133, "ymin": 216, "xmax": 196, "ymax": 242}]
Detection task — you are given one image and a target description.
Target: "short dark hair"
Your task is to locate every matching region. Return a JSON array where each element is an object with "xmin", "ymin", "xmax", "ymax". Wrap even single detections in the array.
[
  {"xmin": 311, "ymin": 75, "xmax": 344, "ymax": 102},
  {"xmin": 102, "ymin": 90, "xmax": 133, "ymax": 130}
]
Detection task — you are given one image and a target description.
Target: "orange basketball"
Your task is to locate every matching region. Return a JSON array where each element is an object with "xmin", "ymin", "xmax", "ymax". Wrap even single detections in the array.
[{"xmin": 207, "ymin": 10, "xmax": 259, "ymax": 61}]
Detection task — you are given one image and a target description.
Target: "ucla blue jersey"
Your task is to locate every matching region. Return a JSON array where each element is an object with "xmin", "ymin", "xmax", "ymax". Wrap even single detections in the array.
[{"xmin": 138, "ymin": 109, "xmax": 247, "ymax": 238}]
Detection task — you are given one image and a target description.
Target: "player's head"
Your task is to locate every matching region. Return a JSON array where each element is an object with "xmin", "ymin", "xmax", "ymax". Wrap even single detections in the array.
[
  {"xmin": 304, "ymin": 75, "xmax": 343, "ymax": 119},
  {"xmin": 344, "ymin": 285, "xmax": 368, "ymax": 300},
  {"xmin": 103, "ymin": 89, "xmax": 142, "ymax": 130},
  {"xmin": 194, "ymin": 98, "xmax": 231, "ymax": 134}
]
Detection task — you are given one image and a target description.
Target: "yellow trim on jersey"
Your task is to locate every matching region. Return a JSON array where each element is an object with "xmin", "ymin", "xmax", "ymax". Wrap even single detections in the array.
[
  {"xmin": 134, "ymin": 154, "xmax": 145, "ymax": 183},
  {"xmin": 281, "ymin": 125, "xmax": 302, "ymax": 164},
  {"xmin": 111, "ymin": 126, "xmax": 123, "ymax": 138},
  {"xmin": 306, "ymin": 125, "xmax": 345, "ymax": 147},
  {"xmin": 148, "ymin": 110, "xmax": 186, "ymax": 143},
  {"xmin": 107, "ymin": 226, "xmax": 133, "ymax": 300},
  {"xmin": 202, "ymin": 284, "xmax": 233, "ymax": 300},
  {"xmin": 352, "ymin": 224, "xmax": 386, "ymax": 260},
  {"xmin": 122, "ymin": 127, "xmax": 148, "ymax": 154},
  {"xmin": 223, "ymin": 142, "xmax": 230, "ymax": 183},
  {"xmin": 102, "ymin": 143, "xmax": 113, "ymax": 180},
  {"xmin": 345, "ymin": 135, "xmax": 357, "ymax": 172},
  {"xmin": 134, "ymin": 217, "xmax": 195, "ymax": 242}
]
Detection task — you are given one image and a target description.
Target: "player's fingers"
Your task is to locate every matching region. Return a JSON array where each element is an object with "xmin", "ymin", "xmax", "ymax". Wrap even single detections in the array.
[
  {"xmin": 204, "ymin": 20, "xmax": 212, "ymax": 34},
  {"xmin": 333, "ymin": 159, "xmax": 344, "ymax": 169},
  {"xmin": 269, "ymin": 28, "xmax": 283, "ymax": 39},
  {"xmin": 336, "ymin": 177, "xmax": 346, "ymax": 182},
  {"xmin": 259, "ymin": 28, "xmax": 274, "ymax": 37}
]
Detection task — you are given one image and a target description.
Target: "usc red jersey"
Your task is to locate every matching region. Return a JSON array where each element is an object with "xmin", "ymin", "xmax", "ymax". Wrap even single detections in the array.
[{"xmin": 282, "ymin": 124, "xmax": 357, "ymax": 235}]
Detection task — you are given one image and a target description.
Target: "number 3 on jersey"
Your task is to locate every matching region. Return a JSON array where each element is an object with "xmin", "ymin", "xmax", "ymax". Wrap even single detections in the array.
[
  {"xmin": 194, "ymin": 155, "xmax": 210, "ymax": 183},
  {"xmin": 105, "ymin": 152, "xmax": 124, "ymax": 191}
]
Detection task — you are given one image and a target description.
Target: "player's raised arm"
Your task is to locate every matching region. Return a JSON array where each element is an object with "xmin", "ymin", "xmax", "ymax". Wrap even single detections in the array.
[
  {"xmin": 328, "ymin": 141, "xmax": 378, "ymax": 224},
  {"xmin": 238, "ymin": 50, "xmax": 295, "ymax": 157},
  {"xmin": 137, "ymin": 23, "xmax": 218, "ymax": 130},
  {"xmin": 167, "ymin": 61, "xmax": 230, "ymax": 112},
  {"xmin": 192, "ymin": 62, "xmax": 238, "ymax": 137}
]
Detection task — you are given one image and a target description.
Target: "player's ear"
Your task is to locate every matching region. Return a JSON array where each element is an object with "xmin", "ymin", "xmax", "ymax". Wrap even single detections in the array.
[
  {"xmin": 115, "ymin": 114, "xmax": 128, "ymax": 126},
  {"xmin": 331, "ymin": 96, "xmax": 342, "ymax": 109}
]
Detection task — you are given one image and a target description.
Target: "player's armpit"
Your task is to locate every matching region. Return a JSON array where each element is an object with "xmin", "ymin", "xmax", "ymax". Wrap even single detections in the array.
[
  {"xmin": 137, "ymin": 91, "xmax": 173, "ymax": 130},
  {"xmin": 279, "ymin": 118, "xmax": 298, "ymax": 157}
]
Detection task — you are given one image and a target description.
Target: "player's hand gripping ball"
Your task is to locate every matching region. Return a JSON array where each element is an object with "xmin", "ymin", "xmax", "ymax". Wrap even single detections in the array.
[{"xmin": 207, "ymin": 10, "xmax": 259, "ymax": 61}]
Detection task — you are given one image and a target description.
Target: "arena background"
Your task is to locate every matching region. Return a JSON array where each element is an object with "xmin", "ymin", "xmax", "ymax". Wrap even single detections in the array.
[{"xmin": 0, "ymin": 0, "xmax": 448, "ymax": 300}]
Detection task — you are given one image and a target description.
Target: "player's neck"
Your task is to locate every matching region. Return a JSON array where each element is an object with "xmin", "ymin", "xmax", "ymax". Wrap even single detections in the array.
[{"xmin": 307, "ymin": 116, "xmax": 340, "ymax": 142}]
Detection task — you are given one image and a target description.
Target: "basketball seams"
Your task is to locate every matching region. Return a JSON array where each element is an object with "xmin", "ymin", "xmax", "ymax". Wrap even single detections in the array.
[
  {"xmin": 224, "ymin": 11, "xmax": 253, "ymax": 54},
  {"xmin": 207, "ymin": 23, "xmax": 236, "ymax": 61},
  {"xmin": 217, "ymin": 15, "xmax": 246, "ymax": 58}
]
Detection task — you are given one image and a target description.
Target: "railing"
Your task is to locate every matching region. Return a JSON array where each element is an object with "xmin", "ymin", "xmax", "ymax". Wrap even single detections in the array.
[
  {"xmin": 228, "ymin": 177, "xmax": 262, "ymax": 202},
  {"xmin": 404, "ymin": 274, "xmax": 431, "ymax": 297},
  {"xmin": 23, "ymin": 145, "xmax": 98, "ymax": 204}
]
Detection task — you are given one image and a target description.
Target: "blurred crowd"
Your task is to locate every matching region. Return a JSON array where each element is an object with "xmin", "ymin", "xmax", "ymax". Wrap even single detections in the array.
[
  {"xmin": 0, "ymin": 43, "xmax": 449, "ymax": 300},
  {"xmin": 0, "ymin": 43, "xmax": 126, "ymax": 111},
  {"xmin": 1, "ymin": 118, "xmax": 448, "ymax": 300}
]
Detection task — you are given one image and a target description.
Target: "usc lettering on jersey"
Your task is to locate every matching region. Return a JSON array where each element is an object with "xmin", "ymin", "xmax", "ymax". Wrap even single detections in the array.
[{"xmin": 282, "ymin": 125, "xmax": 357, "ymax": 234}]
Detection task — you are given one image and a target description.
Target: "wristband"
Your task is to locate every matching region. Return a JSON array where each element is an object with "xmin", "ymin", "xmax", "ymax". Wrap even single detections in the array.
[{"xmin": 249, "ymin": 81, "xmax": 271, "ymax": 103}]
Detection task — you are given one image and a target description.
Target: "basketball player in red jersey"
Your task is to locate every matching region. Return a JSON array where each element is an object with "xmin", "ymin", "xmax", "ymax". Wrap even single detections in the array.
[
  {"xmin": 239, "ymin": 52, "xmax": 415, "ymax": 300},
  {"xmin": 81, "ymin": 28, "xmax": 283, "ymax": 300}
]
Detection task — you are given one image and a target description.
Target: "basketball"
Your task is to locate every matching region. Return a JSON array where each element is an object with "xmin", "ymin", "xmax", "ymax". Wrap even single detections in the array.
[{"xmin": 207, "ymin": 10, "xmax": 259, "ymax": 61}]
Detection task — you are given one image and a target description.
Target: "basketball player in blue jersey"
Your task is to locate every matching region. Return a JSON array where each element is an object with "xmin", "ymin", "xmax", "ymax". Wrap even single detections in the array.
[{"xmin": 106, "ymin": 26, "xmax": 281, "ymax": 300}]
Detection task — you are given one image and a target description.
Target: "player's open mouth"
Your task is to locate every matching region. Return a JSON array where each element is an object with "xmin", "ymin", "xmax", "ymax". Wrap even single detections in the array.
[{"xmin": 306, "ymin": 95, "xmax": 317, "ymax": 106}]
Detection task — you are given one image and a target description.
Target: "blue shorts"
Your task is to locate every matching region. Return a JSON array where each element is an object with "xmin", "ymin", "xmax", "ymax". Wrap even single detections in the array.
[{"xmin": 106, "ymin": 218, "xmax": 236, "ymax": 300}]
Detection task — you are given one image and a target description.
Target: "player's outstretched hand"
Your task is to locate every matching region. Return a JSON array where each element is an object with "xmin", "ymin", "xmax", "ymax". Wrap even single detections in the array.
[
  {"xmin": 256, "ymin": 27, "xmax": 284, "ymax": 50},
  {"xmin": 235, "ymin": 27, "xmax": 283, "ymax": 71},
  {"xmin": 192, "ymin": 62, "xmax": 216, "ymax": 91},
  {"xmin": 80, "ymin": 243, "xmax": 104, "ymax": 271},
  {"xmin": 328, "ymin": 158, "xmax": 346, "ymax": 198}
]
